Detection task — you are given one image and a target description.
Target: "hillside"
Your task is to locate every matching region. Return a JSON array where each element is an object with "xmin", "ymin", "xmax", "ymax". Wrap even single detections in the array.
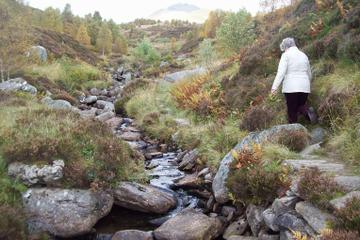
[{"xmin": 1, "ymin": 0, "xmax": 360, "ymax": 239}]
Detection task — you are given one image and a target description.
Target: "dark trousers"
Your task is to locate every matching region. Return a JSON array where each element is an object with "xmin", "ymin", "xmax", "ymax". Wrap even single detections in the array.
[{"xmin": 284, "ymin": 92, "xmax": 309, "ymax": 124}]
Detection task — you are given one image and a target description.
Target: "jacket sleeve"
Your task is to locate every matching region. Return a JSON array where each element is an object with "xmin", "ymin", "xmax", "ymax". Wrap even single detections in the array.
[{"xmin": 271, "ymin": 53, "xmax": 288, "ymax": 91}]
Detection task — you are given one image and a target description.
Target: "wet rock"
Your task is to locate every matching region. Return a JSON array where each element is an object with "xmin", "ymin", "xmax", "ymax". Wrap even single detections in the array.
[
  {"xmin": 246, "ymin": 204, "xmax": 265, "ymax": 237},
  {"xmin": 95, "ymin": 111, "xmax": 116, "ymax": 122},
  {"xmin": 174, "ymin": 173, "xmax": 203, "ymax": 189},
  {"xmin": 295, "ymin": 201, "xmax": 335, "ymax": 234},
  {"xmin": 120, "ymin": 131, "xmax": 142, "ymax": 141},
  {"xmin": 213, "ymin": 124, "xmax": 309, "ymax": 203},
  {"xmin": 188, "ymin": 189, "xmax": 212, "ymax": 199},
  {"xmin": 207, "ymin": 195, "xmax": 215, "ymax": 210},
  {"xmin": 112, "ymin": 230, "xmax": 153, "ymax": 240},
  {"xmin": 279, "ymin": 230, "xmax": 293, "ymax": 240},
  {"xmin": 227, "ymin": 236, "xmax": 258, "ymax": 240},
  {"xmin": 259, "ymin": 230, "xmax": 280, "ymax": 240},
  {"xmin": 275, "ymin": 211, "xmax": 315, "ymax": 236},
  {"xmin": 22, "ymin": 189, "xmax": 113, "ymax": 238},
  {"xmin": 179, "ymin": 149, "xmax": 198, "ymax": 171},
  {"xmin": 153, "ymin": 209, "xmax": 223, "ymax": 240},
  {"xmin": 8, "ymin": 160, "xmax": 64, "ymax": 186},
  {"xmin": 223, "ymin": 217, "xmax": 248, "ymax": 239},
  {"xmin": 330, "ymin": 191, "xmax": 360, "ymax": 210},
  {"xmin": 198, "ymin": 168, "xmax": 210, "ymax": 178},
  {"xmin": 164, "ymin": 67, "xmax": 206, "ymax": 82},
  {"xmin": 95, "ymin": 100, "xmax": 114, "ymax": 112},
  {"xmin": 334, "ymin": 176, "xmax": 360, "ymax": 192},
  {"xmin": 272, "ymin": 196, "xmax": 301, "ymax": 215},
  {"xmin": 41, "ymin": 96, "xmax": 72, "ymax": 110},
  {"xmin": 105, "ymin": 117, "xmax": 123, "ymax": 130},
  {"xmin": 263, "ymin": 209, "xmax": 278, "ymax": 232},
  {"xmin": 84, "ymin": 95, "xmax": 98, "ymax": 104},
  {"xmin": 0, "ymin": 77, "xmax": 37, "ymax": 95},
  {"xmin": 113, "ymin": 182, "xmax": 177, "ymax": 214},
  {"xmin": 145, "ymin": 152, "xmax": 163, "ymax": 160}
]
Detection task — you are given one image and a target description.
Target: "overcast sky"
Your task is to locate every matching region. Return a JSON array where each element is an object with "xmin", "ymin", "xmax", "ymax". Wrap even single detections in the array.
[{"xmin": 25, "ymin": 0, "xmax": 261, "ymax": 23}]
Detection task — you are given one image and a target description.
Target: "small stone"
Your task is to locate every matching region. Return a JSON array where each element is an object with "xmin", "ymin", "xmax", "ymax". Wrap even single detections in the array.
[
  {"xmin": 179, "ymin": 149, "xmax": 198, "ymax": 171},
  {"xmin": 120, "ymin": 132, "xmax": 142, "ymax": 141},
  {"xmin": 84, "ymin": 95, "xmax": 97, "ymax": 104}
]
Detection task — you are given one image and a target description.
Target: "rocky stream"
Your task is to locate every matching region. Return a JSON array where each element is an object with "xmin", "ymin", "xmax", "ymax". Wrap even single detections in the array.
[{"xmin": 2, "ymin": 66, "xmax": 360, "ymax": 240}]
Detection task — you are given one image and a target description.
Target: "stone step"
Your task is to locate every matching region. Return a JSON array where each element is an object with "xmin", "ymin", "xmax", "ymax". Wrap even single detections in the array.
[{"xmin": 283, "ymin": 159, "xmax": 345, "ymax": 174}]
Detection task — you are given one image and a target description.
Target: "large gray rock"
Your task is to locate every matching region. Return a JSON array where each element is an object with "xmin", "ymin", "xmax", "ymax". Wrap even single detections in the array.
[
  {"xmin": 295, "ymin": 201, "xmax": 336, "ymax": 234},
  {"xmin": 41, "ymin": 96, "xmax": 72, "ymax": 110},
  {"xmin": 223, "ymin": 217, "xmax": 248, "ymax": 239},
  {"xmin": 246, "ymin": 204, "xmax": 265, "ymax": 237},
  {"xmin": 310, "ymin": 127, "xmax": 327, "ymax": 144},
  {"xmin": 0, "ymin": 77, "xmax": 37, "ymax": 95},
  {"xmin": 95, "ymin": 111, "xmax": 116, "ymax": 122},
  {"xmin": 263, "ymin": 209, "xmax": 279, "ymax": 232},
  {"xmin": 164, "ymin": 67, "xmax": 206, "ymax": 82},
  {"xmin": 275, "ymin": 211, "xmax": 315, "ymax": 236},
  {"xmin": 84, "ymin": 95, "xmax": 98, "ymax": 104},
  {"xmin": 112, "ymin": 230, "xmax": 153, "ymax": 240},
  {"xmin": 334, "ymin": 176, "xmax": 360, "ymax": 192},
  {"xmin": 79, "ymin": 108, "xmax": 97, "ymax": 119},
  {"xmin": 179, "ymin": 149, "xmax": 199, "ymax": 171},
  {"xmin": 113, "ymin": 182, "xmax": 177, "ymax": 214},
  {"xmin": 28, "ymin": 45, "xmax": 48, "ymax": 62},
  {"xmin": 8, "ymin": 160, "xmax": 64, "ymax": 186},
  {"xmin": 22, "ymin": 189, "xmax": 113, "ymax": 238},
  {"xmin": 330, "ymin": 191, "xmax": 360, "ymax": 210},
  {"xmin": 213, "ymin": 124, "xmax": 309, "ymax": 203},
  {"xmin": 153, "ymin": 209, "xmax": 223, "ymax": 240},
  {"xmin": 95, "ymin": 100, "xmax": 115, "ymax": 112}
]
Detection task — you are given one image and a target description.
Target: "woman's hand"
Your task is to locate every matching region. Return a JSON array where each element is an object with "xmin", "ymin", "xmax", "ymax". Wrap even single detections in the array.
[{"xmin": 270, "ymin": 89, "xmax": 278, "ymax": 97}]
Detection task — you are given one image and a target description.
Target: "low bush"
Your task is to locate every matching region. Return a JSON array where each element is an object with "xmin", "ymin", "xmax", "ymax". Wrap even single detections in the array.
[
  {"xmin": 298, "ymin": 168, "xmax": 345, "ymax": 210},
  {"xmin": 133, "ymin": 39, "xmax": 161, "ymax": 66},
  {"xmin": 240, "ymin": 105, "xmax": 275, "ymax": 132},
  {"xmin": 227, "ymin": 145, "xmax": 290, "ymax": 206},
  {"xmin": 337, "ymin": 33, "xmax": 360, "ymax": 62},
  {"xmin": 320, "ymin": 229, "xmax": 360, "ymax": 240},
  {"xmin": 318, "ymin": 91, "xmax": 350, "ymax": 127},
  {"xmin": 334, "ymin": 197, "xmax": 360, "ymax": 232},
  {"xmin": 1, "ymin": 107, "xmax": 145, "ymax": 188},
  {"xmin": 52, "ymin": 90, "xmax": 78, "ymax": 105},
  {"xmin": 277, "ymin": 129, "xmax": 310, "ymax": 152},
  {"xmin": 0, "ymin": 205, "xmax": 27, "ymax": 240}
]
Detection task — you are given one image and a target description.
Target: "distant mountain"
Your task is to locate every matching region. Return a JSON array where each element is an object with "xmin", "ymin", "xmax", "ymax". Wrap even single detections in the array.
[{"xmin": 149, "ymin": 3, "xmax": 209, "ymax": 23}]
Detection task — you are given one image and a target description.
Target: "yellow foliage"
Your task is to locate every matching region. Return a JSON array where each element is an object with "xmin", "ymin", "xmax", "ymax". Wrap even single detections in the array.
[
  {"xmin": 76, "ymin": 24, "xmax": 91, "ymax": 46},
  {"xmin": 291, "ymin": 230, "xmax": 309, "ymax": 240}
]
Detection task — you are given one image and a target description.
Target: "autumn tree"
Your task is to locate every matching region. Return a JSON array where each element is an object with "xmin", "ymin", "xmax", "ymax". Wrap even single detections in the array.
[
  {"xmin": 96, "ymin": 24, "xmax": 113, "ymax": 56},
  {"xmin": 76, "ymin": 23, "xmax": 91, "ymax": 46},
  {"xmin": 0, "ymin": 0, "xmax": 31, "ymax": 82},
  {"xmin": 198, "ymin": 39, "xmax": 217, "ymax": 70},
  {"xmin": 62, "ymin": 3, "xmax": 76, "ymax": 36},
  {"xmin": 216, "ymin": 9, "xmax": 256, "ymax": 53},
  {"xmin": 86, "ymin": 12, "xmax": 102, "ymax": 45},
  {"xmin": 43, "ymin": 7, "xmax": 63, "ymax": 32},
  {"xmin": 113, "ymin": 35, "xmax": 128, "ymax": 55},
  {"xmin": 201, "ymin": 10, "xmax": 227, "ymax": 38}
]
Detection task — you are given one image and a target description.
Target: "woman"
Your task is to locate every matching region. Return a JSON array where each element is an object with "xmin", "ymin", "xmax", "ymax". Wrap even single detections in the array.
[{"xmin": 271, "ymin": 37, "xmax": 317, "ymax": 124}]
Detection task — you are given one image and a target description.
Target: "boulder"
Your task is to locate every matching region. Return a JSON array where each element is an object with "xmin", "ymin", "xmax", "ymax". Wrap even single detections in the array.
[
  {"xmin": 330, "ymin": 191, "xmax": 360, "ymax": 210},
  {"xmin": 334, "ymin": 176, "xmax": 360, "ymax": 192},
  {"xmin": 8, "ymin": 160, "xmax": 64, "ymax": 186},
  {"xmin": 153, "ymin": 209, "xmax": 223, "ymax": 240},
  {"xmin": 272, "ymin": 196, "xmax": 301, "ymax": 215},
  {"xmin": 164, "ymin": 67, "xmax": 206, "ymax": 82},
  {"xmin": 246, "ymin": 204, "xmax": 265, "ymax": 237},
  {"xmin": 120, "ymin": 131, "xmax": 142, "ymax": 141},
  {"xmin": 90, "ymin": 88, "xmax": 100, "ymax": 96},
  {"xmin": 295, "ymin": 201, "xmax": 336, "ymax": 234},
  {"xmin": 223, "ymin": 217, "xmax": 248, "ymax": 239},
  {"xmin": 279, "ymin": 230, "xmax": 293, "ymax": 240},
  {"xmin": 79, "ymin": 107, "xmax": 97, "ymax": 119},
  {"xmin": 41, "ymin": 96, "xmax": 72, "ymax": 110},
  {"xmin": 27, "ymin": 45, "xmax": 48, "ymax": 62},
  {"xmin": 95, "ymin": 111, "xmax": 116, "ymax": 122},
  {"xmin": 259, "ymin": 230, "xmax": 280, "ymax": 240},
  {"xmin": 0, "ymin": 77, "xmax": 37, "ymax": 95},
  {"xmin": 213, "ymin": 124, "xmax": 308, "ymax": 203},
  {"xmin": 112, "ymin": 230, "xmax": 153, "ymax": 240},
  {"xmin": 173, "ymin": 173, "xmax": 203, "ymax": 189},
  {"xmin": 263, "ymin": 209, "xmax": 278, "ymax": 232},
  {"xmin": 124, "ymin": 72, "xmax": 132, "ymax": 82},
  {"xmin": 22, "ymin": 189, "xmax": 113, "ymax": 238},
  {"xmin": 275, "ymin": 211, "xmax": 315, "ymax": 236},
  {"xmin": 95, "ymin": 100, "xmax": 115, "ymax": 112},
  {"xmin": 310, "ymin": 127, "xmax": 327, "ymax": 144},
  {"xmin": 113, "ymin": 182, "xmax": 177, "ymax": 214},
  {"xmin": 84, "ymin": 95, "xmax": 98, "ymax": 104}
]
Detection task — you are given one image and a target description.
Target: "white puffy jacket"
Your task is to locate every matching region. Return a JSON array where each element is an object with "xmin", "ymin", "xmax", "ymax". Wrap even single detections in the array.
[{"xmin": 271, "ymin": 46, "xmax": 312, "ymax": 93}]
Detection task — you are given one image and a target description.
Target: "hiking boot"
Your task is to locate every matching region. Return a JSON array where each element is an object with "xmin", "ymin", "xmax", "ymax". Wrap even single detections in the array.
[{"xmin": 307, "ymin": 107, "xmax": 318, "ymax": 124}]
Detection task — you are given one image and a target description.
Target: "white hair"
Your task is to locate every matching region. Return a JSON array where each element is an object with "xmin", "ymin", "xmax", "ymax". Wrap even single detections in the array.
[{"xmin": 280, "ymin": 37, "xmax": 296, "ymax": 52}]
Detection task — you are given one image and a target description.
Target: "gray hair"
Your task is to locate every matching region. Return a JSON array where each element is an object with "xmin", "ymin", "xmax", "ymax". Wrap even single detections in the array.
[{"xmin": 280, "ymin": 38, "xmax": 296, "ymax": 52}]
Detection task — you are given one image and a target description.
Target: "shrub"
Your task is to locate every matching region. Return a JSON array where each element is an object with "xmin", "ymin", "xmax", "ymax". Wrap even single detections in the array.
[
  {"xmin": 262, "ymin": 144, "xmax": 299, "ymax": 162},
  {"xmin": 114, "ymin": 97, "xmax": 127, "ymax": 115},
  {"xmin": 216, "ymin": 9, "xmax": 256, "ymax": 53},
  {"xmin": 240, "ymin": 105, "xmax": 275, "ymax": 131},
  {"xmin": 323, "ymin": 33, "xmax": 339, "ymax": 59},
  {"xmin": 227, "ymin": 145, "xmax": 290, "ymax": 206},
  {"xmin": 345, "ymin": 6, "xmax": 360, "ymax": 30},
  {"xmin": 52, "ymin": 90, "xmax": 78, "ymax": 105},
  {"xmin": 320, "ymin": 229, "xmax": 360, "ymax": 240},
  {"xmin": 198, "ymin": 39, "xmax": 217, "ymax": 70},
  {"xmin": 0, "ymin": 205, "xmax": 27, "ymax": 240},
  {"xmin": 277, "ymin": 129, "xmax": 310, "ymax": 152},
  {"xmin": 298, "ymin": 168, "xmax": 345, "ymax": 210},
  {"xmin": 334, "ymin": 197, "xmax": 360, "ymax": 232},
  {"xmin": 133, "ymin": 39, "xmax": 161, "ymax": 66},
  {"xmin": 318, "ymin": 91, "xmax": 350, "ymax": 127},
  {"xmin": 1, "ymin": 108, "xmax": 145, "ymax": 188},
  {"xmin": 337, "ymin": 33, "xmax": 360, "ymax": 62}
]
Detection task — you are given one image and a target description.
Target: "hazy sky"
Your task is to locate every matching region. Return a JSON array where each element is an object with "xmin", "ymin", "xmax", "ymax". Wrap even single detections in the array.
[{"xmin": 25, "ymin": 0, "xmax": 261, "ymax": 23}]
